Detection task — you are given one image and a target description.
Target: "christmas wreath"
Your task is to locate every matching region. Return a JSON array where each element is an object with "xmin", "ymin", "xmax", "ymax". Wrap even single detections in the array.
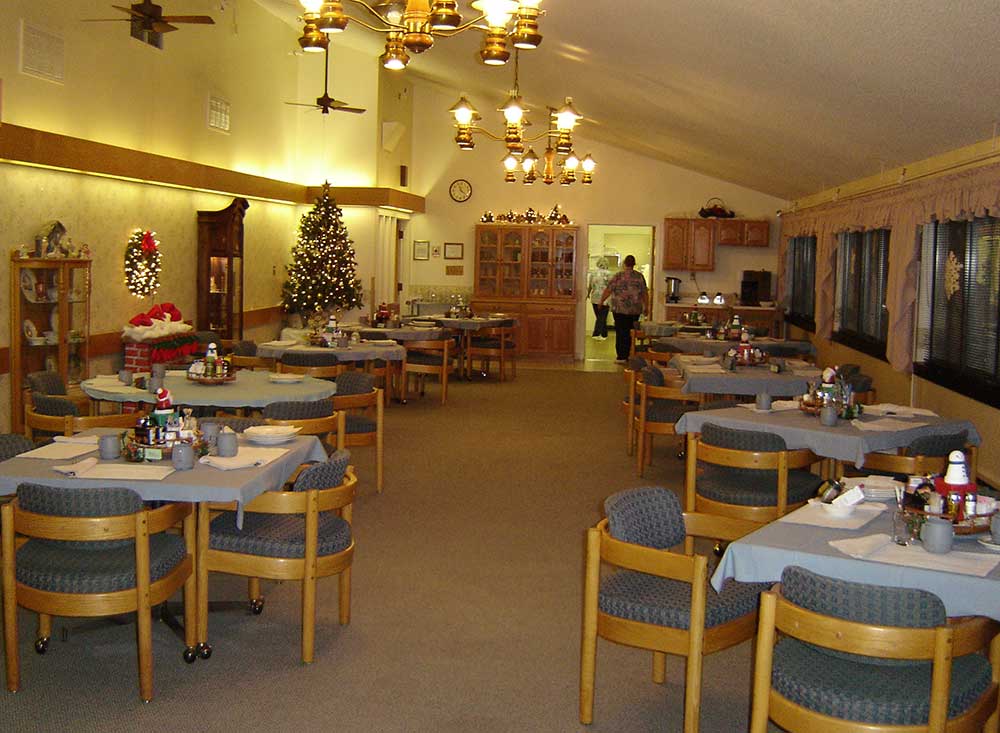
[{"xmin": 124, "ymin": 229, "xmax": 162, "ymax": 297}]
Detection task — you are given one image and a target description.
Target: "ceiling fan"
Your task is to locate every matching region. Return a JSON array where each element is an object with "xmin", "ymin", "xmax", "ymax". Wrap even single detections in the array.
[
  {"xmin": 286, "ymin": 47, "xmax": 366, "ymax": 115},
  {"xmin": 83, "ymin": 2, "xmax": 215, "ymax": 34}
]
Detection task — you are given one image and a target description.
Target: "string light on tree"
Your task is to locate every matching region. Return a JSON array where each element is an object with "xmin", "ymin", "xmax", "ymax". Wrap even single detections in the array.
[
  {"xmin": 124, "ymin": 229, "xmax": 162, "ymax": 298},
  {"xmin": 281, "ymin": 182, "xmax": 364, "ymax": 319}
]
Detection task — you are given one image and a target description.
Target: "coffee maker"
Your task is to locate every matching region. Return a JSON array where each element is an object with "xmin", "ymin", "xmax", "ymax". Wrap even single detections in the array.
[
  {"xmin": 664, "ymin": 276, "xmax": 683, "ymax": 302},
  {"xmin": 740, "ymin": 270, "xmax": 772, "ymax": 306}
]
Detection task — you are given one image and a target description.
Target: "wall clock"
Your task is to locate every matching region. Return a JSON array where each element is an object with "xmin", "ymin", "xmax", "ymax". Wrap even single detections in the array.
[{"xmin": 449, "ymin": 178, "xmax": 472, "ymax": 203}]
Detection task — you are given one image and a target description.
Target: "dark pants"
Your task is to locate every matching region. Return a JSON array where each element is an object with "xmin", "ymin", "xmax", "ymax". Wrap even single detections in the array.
[
  {"xmin": 591, "ymin": 303, "xmax": 609, "ymax": 337},
  {"xmin": 612, "ymin": 312, "xmax": 640, "ymax": 360}
]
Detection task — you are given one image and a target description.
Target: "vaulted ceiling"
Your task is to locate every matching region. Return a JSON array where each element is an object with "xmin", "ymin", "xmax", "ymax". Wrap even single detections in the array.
[{"xmin": 261, "ymin": 1, "xmax": 1000, "ymax": 200}]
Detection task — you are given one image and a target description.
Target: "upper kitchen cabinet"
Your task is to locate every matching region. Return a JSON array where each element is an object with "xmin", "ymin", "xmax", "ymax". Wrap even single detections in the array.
[{"xmin": 663, "ymin": 218, "xmax": 715, "ymax": 271}]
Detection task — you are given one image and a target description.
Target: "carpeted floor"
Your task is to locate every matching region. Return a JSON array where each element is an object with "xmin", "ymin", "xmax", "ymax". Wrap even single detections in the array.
[{"xmin": 0, "ymin": 368, "xmax": 757, "ymax": 732}]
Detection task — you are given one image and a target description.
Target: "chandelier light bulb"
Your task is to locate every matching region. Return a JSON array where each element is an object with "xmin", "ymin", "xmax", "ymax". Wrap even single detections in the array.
[
  {"xmin": 373, "ymin": 0, "xmax": 406, "ymax": 25},
  {"xmin": 471, "ymin": 0, "xmax": 519, "ymax": 27},
  {"xmin": 381, "ymin": 31, "xmax": 410, "ymax": 69},
  {"xmin": 450, "ymin": 96, "xmax": 479, "ymax": 126},
  {"xmin": 554, "ymin": 97, "xmax": 583, "ymax": 131},
  {"xmin": 581, "ymin": 154, "xmax": 596, "ymax": 173},
  {"xmin": 300, "ymin": 0, "xmax": 323, "ymax": 12},
  {"xmin": 503, "ymin": 154, "xmax": 519, "ymax": 172},
  {"xmin": 521, "ymin": 148, "xmax": 538, "ymax": 172},
  {"xmin": 564, "ymin": 150, "xmax": 580, "ymax": 171},
  {"xmin": 501, "ymin": 95, "xmax": 526, "ymax": 125}
]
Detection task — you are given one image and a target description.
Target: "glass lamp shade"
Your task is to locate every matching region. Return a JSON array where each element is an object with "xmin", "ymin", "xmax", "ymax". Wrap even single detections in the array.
[
  {"xmin": 554, "ymin": 97, "xmax": 582, "ymax": 131},
  {"xmin": 501, "ymin": 95, "xmax": 526, "ymax": 125},
  {"xmin": 300, "ymin": 0, "xmax": 323, "ymax": 12},
  {"xmin": 471, "ymin": 0, "xmax": 519, "ymax": 27},
  {"xmin": 502, "ymin": 154, "xmax": 519, "ymax": 172},
  {"xmin": 521, "ymin": 148, "xmax": 538, "ymax": 172},
  {"xmin": 697, "ymin": 292, "xmax": 710, "ymax": 304},
  {"xmin": 580, "ymin": 154, "xmax": 596, "ymax": 173},
  {"xmin": 450, "ymin": 96, "xmax": 479, "ymax": 125},
  {"xmin": 564, "ymin": 151, "xmax": 580, "ymax": 171}
]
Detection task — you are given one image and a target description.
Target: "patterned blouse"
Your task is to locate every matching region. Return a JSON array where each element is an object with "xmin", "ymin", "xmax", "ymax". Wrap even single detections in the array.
[{"xmin": 605, "ymin": 269, "xmax": 648, "ymax": 315}]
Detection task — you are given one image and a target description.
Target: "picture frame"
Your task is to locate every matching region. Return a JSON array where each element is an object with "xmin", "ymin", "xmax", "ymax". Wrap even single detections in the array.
[
  {"xmin": 413, "ymin": 240, "xmax": 430, "ymax": 260},
  {"xmin": 444, "ymin": 242, "xmax": 464, "ymax": 260}
]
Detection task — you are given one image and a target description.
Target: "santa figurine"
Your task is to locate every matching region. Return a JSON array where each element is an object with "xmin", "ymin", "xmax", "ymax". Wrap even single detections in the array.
[{"xmin": 153, "ymin": 387, "xmax": 175, "ymax": 427}]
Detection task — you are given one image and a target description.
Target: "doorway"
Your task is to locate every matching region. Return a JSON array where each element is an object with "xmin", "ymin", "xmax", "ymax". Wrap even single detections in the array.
[{"xmin": 584, "ymin": 224, "xmax": 655, "ymax": 365}]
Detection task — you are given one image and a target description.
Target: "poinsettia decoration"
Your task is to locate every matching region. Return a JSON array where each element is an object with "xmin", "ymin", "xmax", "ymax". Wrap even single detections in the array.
[{"xmin": 124, "ymin": 229, "xmax": 162, "ymax": 297}]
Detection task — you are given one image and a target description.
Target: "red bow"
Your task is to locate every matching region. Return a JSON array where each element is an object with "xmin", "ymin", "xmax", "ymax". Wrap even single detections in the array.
[{"xmin": 141, "ymin": 231, "xmax": 157, "ymax": 253}]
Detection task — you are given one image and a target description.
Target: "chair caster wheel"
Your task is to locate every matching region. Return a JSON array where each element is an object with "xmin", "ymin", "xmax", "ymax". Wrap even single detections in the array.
[
  {"xmin": 34, "ymin": 637, "xmax": 49, "ymax": 655},
  {"xmin": 249, "ymin": 599, "xmax": 264, "ymax": 615},
  {"xmin": 183, "ymin": 647, "xmax": 198, "ymax": 664},
  {"xmin": 197, "ymin": 642, "xmax": 212, "ymax": 660}
]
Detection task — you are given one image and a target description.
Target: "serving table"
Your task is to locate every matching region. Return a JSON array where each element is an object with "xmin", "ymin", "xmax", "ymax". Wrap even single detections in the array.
[
  {"xmin": 82, "ymin": 370, "xmax": 336, "ymax": 409},
  {"xmin": 675, "ymin": 404, "xmax": 980, "ymax": 469},
  {"xmin": 711, "ymin": 502, "xmax": 1000, "ymax": 621}
]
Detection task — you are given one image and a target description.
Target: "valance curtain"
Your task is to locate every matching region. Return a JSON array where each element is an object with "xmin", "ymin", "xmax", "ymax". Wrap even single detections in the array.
[{"xmin": 779, "ymin": 161, "xmax": 1000, "ymax": 372}]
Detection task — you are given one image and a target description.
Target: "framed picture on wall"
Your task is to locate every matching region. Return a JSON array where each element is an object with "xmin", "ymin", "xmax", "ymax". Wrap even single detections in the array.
[
  {"xmin": 444, "ymin": 242, "xmax": 464, "ymax": 260},
  {"xmin": 413, "ymin": 240, "xmax": 430, "ymax": 260}
]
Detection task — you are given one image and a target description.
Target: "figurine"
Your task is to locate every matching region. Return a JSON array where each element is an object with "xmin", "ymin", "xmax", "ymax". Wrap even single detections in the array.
[
  {"xmin": 17, "ymin": 243, "xmax": 29, "ymax": 259},
  {"xmin": 80, "ymin": 243, "xmax": 91, "ymax": 259}
]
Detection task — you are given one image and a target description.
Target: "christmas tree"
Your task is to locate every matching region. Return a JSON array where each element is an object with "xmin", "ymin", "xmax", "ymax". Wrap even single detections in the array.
[{"xmin": 282, "ymin": 182, "xmax": 364, "ymax": 318}]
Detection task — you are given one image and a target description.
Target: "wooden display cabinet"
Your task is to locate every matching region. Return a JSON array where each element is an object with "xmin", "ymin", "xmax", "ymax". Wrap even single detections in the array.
[
  {"xmin": 473, "ymin": 224, "xmax": 578, "ymax": 356},
  {"xmin": 9, "ymin": 254, "xmax": 91, "ymax": 433},
  {"xmin": 197, "ymin": 197, "xmax": 248, "ymax": 339}
]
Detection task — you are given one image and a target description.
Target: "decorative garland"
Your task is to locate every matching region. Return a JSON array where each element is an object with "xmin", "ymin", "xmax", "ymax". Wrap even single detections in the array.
[{"xmin": 124, "ymin": 229, "xmax": 162, "ymax": 297}]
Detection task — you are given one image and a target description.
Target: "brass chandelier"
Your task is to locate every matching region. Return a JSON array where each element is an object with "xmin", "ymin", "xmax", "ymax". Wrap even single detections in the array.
[
  {"xmin": 297, "ymin": 0, "xmax": 543, "ymax": 70},
  {"xmin": 449, "ymin": 52, "xmax": 595, "ymax": 185}
]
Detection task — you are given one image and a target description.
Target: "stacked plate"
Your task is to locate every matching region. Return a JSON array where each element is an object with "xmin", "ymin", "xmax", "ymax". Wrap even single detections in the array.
[
  {"xmin": 243, "ymin": 426, "xmax": 301, "ymax": 445},
  {"xmin": 268, "ymin": 373, "xmax": 304, "ymax": 384},
  {"xmin": 841, "ymin": 475, "xmax": 902, "ymax": 501}
]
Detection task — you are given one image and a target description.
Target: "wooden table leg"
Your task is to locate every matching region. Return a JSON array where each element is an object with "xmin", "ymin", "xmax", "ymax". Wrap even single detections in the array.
[{"xmin": 195, "ymin": 502, "xmax": 212, "ymax": 659}]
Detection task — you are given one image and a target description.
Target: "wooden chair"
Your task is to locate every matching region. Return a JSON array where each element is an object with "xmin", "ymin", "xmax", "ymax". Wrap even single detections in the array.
[
  {"xmin": 277, "ymin": 361, "xmax": 346, "ymax": 379},
  {"xmin": 24, "ymin": 404, "xmax": 144, "ymax": 442},
  {"xmin": 200, "ymin": 451, "xmax": 357, "ymax": 663},
  {"xmin": 229, "ymin": 355, "xmax": 276, "ymax": 372},
  {"xmin": 581, "ymin": 487, "xmax": 766, "ymax": 732},
  {"xmin": 684, "ymin": 423, "xmax": 822, "ymax": 522},
  {"xmin": 1, "ymin": 486, "xmax": 195, "ymax": 702},
  {"xmin": 750, "ymin": 566, "xmax": 1000, "ymax": 732},
  {"xmin": 634, "ymin": 366, "xmax": 702, "ymax": 476},
  {"xmin": 401, "ymin": 338, "xmax": 452, "ymax": 405},
  {"xmin": 852, "ymin": 432, "xmax": 977, "ymax": 481},
  {"xmin": 629, "ymin": 328, "xmax": 651, "ymax": 358},
  {"xmin": 332, "ymin": 372, "xmax": 384, "ymax": 493},
  {"xmin": 24, "ymin": 371, "xmax": 91, "ymax": 416},
  {"xmin": 467, "ymin": 325, "xmax": 517, "ymax": 382},
  {"xmin": 263, "ymin": 402, "xmax": 346, "ymax": 454}
]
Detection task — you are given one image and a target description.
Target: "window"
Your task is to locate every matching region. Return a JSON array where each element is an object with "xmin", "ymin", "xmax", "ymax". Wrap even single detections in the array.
[
  {"xmin": 786, "ymin": 235, "xmax": 816, "ymax": 330},
  {"xmin": 833, "ymin": 229, "xmax": 890, "ymax": 357},
  {"xmin": 914, "ymin": 215, "xmax": 1000, "ymax": 407}
]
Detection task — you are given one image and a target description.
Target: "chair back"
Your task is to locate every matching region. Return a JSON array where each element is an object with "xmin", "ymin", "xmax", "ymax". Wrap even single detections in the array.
[
  {"xmin": 264, "ymin": 409, "xmax": 345, "ymax": 452},
  {"xmin": 30, "ymin": 393, "xmax": 78, "ymax": 417},
  {"xmin": 604, "ymin": 486, "xmax": 686, "ymax": 549},
  {"xmin": 335, "ymin": 371, "xmax": 375, "ymax": 396},
  {"xmin": 15, "ymin": 483, "xmax": 145, "ymax": 550},
  {"xmin": 25, "ymin": 405, "xmax": 141, "ymax": 440},
  {"xmin": 698, "ymin": 423, "xmax": 816, "ymax": 470},
  {"xmin": 263, "ymin": 400, "xmax": 333, "ymax": 421},
  {"xmin": 199, "ymin": 416, "xmax": 264, "ymax": 433},
  {"xmin": 280, "ymin": 351, "xmax": 341, "ymax": 368},
  {"xmin": 0, "ymin": 434, "xmax": 34, "ymax": 461},
  {"xmin": 404, "ymin": 338, "xmax": 451, "ymax": 358},
  {"xmin": 229, "ymin": 355, "xmax": 275, "ymax": 372},
  {"xmin": 862, "ymin": 431, "xmax": 973, "ymax": 477},
  {"xmin": 243, "ymin": 452, "xmax": 357, "ymax": 516},
  {"xmin": 26, "ymin": 371, "xmax": 67, "ymax": 396}
]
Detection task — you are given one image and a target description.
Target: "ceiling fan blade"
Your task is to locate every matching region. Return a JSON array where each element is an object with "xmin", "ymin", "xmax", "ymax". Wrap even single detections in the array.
[
  {"xmin": 111, "ymin": 4, "xmax": 144, "ymax": 18},
  {"xmin": 285, "ymin": 102, "xmax": 319, "ymax": 108},
  {"xmin": 152, "ymin": 21, "xmax": 179, "ymax": 32},
  {"xmin": 81, "ymin": 18, "xmax": 134, "ymax": 22},
  {"xmin": 161, "ymin": 15, "xmax": 215, "ymax": 24},
  {"xmin": 334, "ymin": 107, "xmax": 367, "ymax": 114}
]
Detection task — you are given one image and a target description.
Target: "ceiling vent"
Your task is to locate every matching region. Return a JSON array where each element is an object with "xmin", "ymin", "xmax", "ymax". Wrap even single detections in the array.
[
  {"xmin": 208, "ymin": 95, "xmax": 231, "ymax": 133},
  {"xmin": 20, "ymin": 21, "xmax": 64, "ymax": 84}
]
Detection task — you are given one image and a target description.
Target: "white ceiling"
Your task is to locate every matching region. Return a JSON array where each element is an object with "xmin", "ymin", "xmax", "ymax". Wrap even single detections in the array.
[{"xmin": 260, "ymin": 0, "xmax": 1000, "ymax": 200}]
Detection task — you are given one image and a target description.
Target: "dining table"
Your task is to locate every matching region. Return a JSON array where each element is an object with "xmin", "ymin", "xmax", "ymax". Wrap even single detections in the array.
[
  {"xmin": 0, "ymin": 430, "xmax": 330, "ymax": 654},
  {"xmin": 81, "ymin": 369, "xmax": 336, "ymax": 409},
  {"xmin": 431, "ymin": 315, "xmax": 516, "ymax": 379},
  {"xmin": 675, "ymin": 403, "xmax": 981, "ymax": 469},
  {"xmin": 668, "ymin": 354, "xmax": 822, "ymax": 397},
  {"xmin": 255, "ymin": 340, "xmax": 406, "ymax": 363},
  {"xmin": 651, "ymin": 334, "xmax": 815, "ymax": 357},
  {"xmin": 711, "ymin": 500, "xmax": 1000, "ymax": 621}
]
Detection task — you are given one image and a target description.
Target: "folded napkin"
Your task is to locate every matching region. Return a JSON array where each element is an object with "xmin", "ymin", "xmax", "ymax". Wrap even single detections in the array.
[
  {"xmin": 199, "ymin": 447, "xmax": 288, "ymax": 471},
  {"xmin": 830, "ymin": 533, "xmax": 1000, "ymax": 577},
  {"xmin": 737, "ymin": 400, "xmax": 800, "ymax": 413},
  {"xmin": 852, "ymin": 417, "xmax": 929, "ymax": 431},
  {"xmin": 779, "ymin": 501, "xmax": 886, "ymax": 530},
  {"xmin": 19, "ymin": 442, "xmax": 99, "ymax": 460},
  {"xmin": 865, "ymin": 403, "xmax": 939, "ymax": 418},
  {"xmin": 52, "ymin": 457, "xmax": 99, "ymax": 476},
  {"xmin": 53, "ymin": 435, "xmax": 100, "ymax": 445}
]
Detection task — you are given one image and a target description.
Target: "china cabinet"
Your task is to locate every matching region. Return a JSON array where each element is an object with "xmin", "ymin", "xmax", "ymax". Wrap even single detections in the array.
[
  {"xmin": 9, "ymin": 254, "xmax": 91, "ymax": 433},
  {"xmin": 196, "ymin": 197, "xmax": 248, "ymax": 339},
  {"xmin": 472, "ymin": 224, "xmax": 578, "ymax": 355}
]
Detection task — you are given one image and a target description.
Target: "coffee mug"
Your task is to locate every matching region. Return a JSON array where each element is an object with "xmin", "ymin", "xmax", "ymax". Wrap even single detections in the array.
[
  {"xmin": 755, "ymin": 392, "xmax": 772, "ymax": 411},
  {"xmin": 151, "ymin": 363, "xmax": 167, "ymax": 379},
  {"xmin": 171, "ymin": 443, "xmax": 195, "ymax": 471},
  {"xmin": 920, "ymin": 516, "xmax": 954, "ymax": 554},
  {"xmin": 216, "ymin": 432, "xmax": 238, "ymax": 458},
  {"xmin": 819, "ymin": 404, "xmax": 839, "ymax": 427},
  {"xmin": 98, "ymin": 434, "xmax": 121, "ymax": 460},
  {"xmin": 201, "ymin": 422, "xmax": 220, "ymax": 446},
  {"xmin": 991, "ymin": 513, "xmax": 1000, "ymax": 544},
  {"xmin": 148, "ymin": 376, "xmax": 164, "ymax": 394}
]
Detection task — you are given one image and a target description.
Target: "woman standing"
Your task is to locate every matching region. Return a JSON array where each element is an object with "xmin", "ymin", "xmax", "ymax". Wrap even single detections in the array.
[
  {"xmin": 599, "ymin": 255, "xmax": 648, "ymax": 362},
  {"xmin": 587, "ymin": 258, "xmax": 612, "ymax": 339}
]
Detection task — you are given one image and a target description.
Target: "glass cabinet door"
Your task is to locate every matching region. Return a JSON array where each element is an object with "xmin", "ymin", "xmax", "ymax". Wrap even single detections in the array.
[
  {"xmin": 476, "ymin": 227, "xmax": 500, "ymax": 296},
  {"xmin": 553, "ymin": 229, "xmax": 576, "ymax": 297},
  {"xmin": 64, "ymin": 264, "xmax": 90, "ymax": 384},
  {"xmin": 500, "ymin": 229, "xmax": 524, "ymax": 297},
  {"xmin": 528, "ymin": 229, "xmax": 552, "ymax": 297}
]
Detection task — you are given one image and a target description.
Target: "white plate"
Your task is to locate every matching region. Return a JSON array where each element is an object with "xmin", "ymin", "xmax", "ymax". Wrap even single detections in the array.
[
  {"xmin": 268, "ymin": 373, "xmax": 304, "ymax": 383},
  {"xmin": 244, "ymin": 425, "xmax": 301, "ymax": 438},
  {"xmin": 977, "ymin": 538, "xmax": 1000, "ymax": 552},
  {"xmin": 244, "ymin": 433, "xmax": 298, "ymax": 445},
  {"xmin": 50, "ymin": 307, "xmax": 59, "ymax": 333},
  {"xmin": 23, "ymin": 319, "xmax": 37, "ymax": 338},
  {"xmin": 19, "ymin": 270, "xmax": 38, "ymax": 302}
]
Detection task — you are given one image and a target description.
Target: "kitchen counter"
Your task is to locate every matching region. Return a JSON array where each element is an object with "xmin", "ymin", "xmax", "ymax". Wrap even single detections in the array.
[{"xmin": 663, "ymin": 302, "xmax": 783, "ymax": 338}]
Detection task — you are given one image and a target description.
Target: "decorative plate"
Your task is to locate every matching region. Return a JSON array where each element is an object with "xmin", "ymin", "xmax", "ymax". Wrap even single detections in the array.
[
  {"xmin": 23, "ymin": 319, "xmax": 37, "ymax": 339},
  {"xmin": 20, "ymin": 270, "xmax": 38, "ymax": 303},
  {"xmin": 50, "ymin": 307, "xmax": 59, "ymax": 334}
]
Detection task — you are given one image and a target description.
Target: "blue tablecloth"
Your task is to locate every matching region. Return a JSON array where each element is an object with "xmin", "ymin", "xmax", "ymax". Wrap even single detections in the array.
[
  {"xmin": 652, "ymin": 335, "xmax": 814, "ymax": 356},
  {"xmin": 669, "ymin": 357, "xmax": 819, "ymax": 397},
  {"xmin": 711, "ymin": 505, "xmax": 1000, "ymax": 620},
  {"xmin": 675, "ymin": 406, "xmax": 980, "ymax": 467},
  {"xmin": 82, "ymin": 370, "xmax": 336, "ymax": 408},
  {"xmin": 256, "ymin": 342, "xmax": 406, "ymax": 362}
]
